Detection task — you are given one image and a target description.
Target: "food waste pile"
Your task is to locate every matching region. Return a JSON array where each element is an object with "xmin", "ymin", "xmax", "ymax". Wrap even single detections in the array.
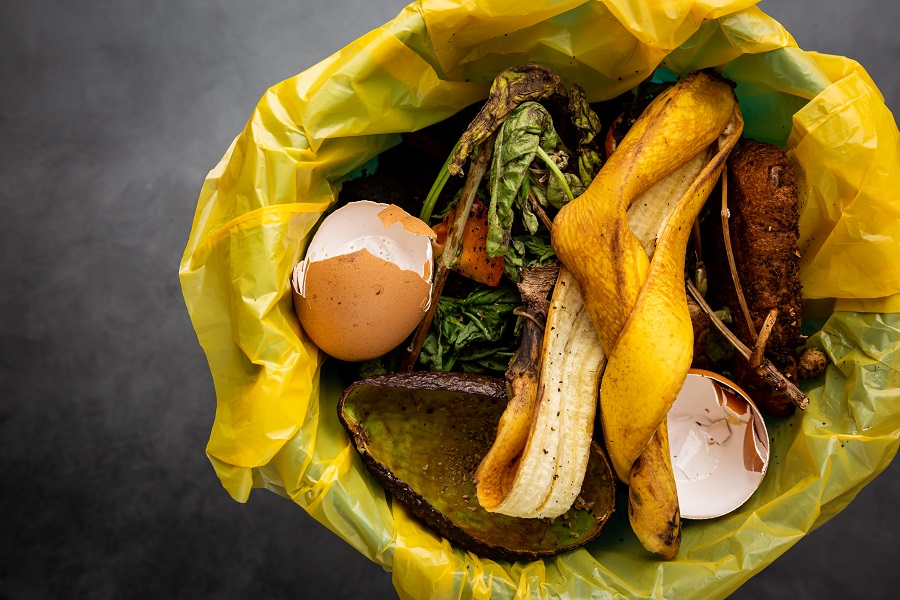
[{"xmin": 285, "ymin": 65, "xmax": 830, "ymax": 561}]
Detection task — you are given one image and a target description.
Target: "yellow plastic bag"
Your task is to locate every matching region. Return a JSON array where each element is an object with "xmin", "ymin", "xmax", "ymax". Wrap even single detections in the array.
[{"xmin": 179, "ymin": 1, "xmax": 900, "ymax": 597}]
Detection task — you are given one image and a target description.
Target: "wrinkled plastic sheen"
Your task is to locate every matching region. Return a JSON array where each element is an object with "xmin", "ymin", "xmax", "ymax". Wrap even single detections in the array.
[{"xmin": 179, "ymin": 1, "xmax": 900, "ymax": 598}]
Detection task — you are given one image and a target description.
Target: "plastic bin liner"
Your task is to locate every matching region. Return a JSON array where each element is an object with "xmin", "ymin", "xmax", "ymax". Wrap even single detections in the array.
[{"xmin": 179, "ymin": 1, "xmax": 900, "ymax": 597}]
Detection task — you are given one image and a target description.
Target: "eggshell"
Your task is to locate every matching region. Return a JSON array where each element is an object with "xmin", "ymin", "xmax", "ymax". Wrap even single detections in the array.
[
  {"xmin": 667, "ymin": 369, "xmax": 770, "ymax": 520},
  {"xmin": 291, "ymin": 201, "xmax": 434, "ymax": 362}
]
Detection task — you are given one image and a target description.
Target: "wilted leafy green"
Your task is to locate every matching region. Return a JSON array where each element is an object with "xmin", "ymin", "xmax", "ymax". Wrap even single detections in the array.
[
  {"xmin": 449, "ymin": 64, "xmax": 566, "ymax": 176},
  {"xmin": 539, "ymin": 150, "xmax": 585, "ymax": 209},
  {"xmin": 568, "ymin": 83, "xmax": 604, "ymax": 186},
  {"xmin": 487, "ymin": 102, "xmax": 563, "ymax": 258},
  {"xmin": 503, "ymin": 235, "xmax": 557, "ymax": 283},
  {"xmin": 419, "ymin": 286, "xmax": 522, "ymax": 373}
]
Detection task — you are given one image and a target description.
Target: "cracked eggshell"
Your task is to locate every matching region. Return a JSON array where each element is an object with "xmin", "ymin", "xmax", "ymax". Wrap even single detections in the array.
[
  {"xmin": 291, "ymin": 201, "xmax": 435, "ymax": 362},
  {"xmin": 667, "ymin": 369, "xmax": 770, "ymax": 520}
]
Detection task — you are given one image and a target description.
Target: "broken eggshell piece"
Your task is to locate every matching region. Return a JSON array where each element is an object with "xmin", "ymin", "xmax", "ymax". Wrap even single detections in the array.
[
  {"xmin": 291, "ymin": 201, "xmax": 435, "ymax": 362},
  {"xmin": 667, "ymin": 369, "xmax": 769, "ymax": 519}
]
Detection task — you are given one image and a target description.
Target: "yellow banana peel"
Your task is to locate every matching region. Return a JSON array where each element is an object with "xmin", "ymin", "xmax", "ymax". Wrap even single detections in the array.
[
  {"xmin": 601, "ymin": 108, "xmax": 743, "ymax": 482},
  {"xmin": 477, "ymin": 73, "xmax": 744, "ymax": 556},
  {"xmin": 615, "ymin": 148, "xmax": 713, "ymax": 558},
  {"xmin": 552, "ymin": 71, "xmax": 742, "ymax": 483},
  {"xmin": 475, "ymin": 267, "xmax": 604, "ymax": 518},
  {"xmin": 628, "ymin": 424, "xmax": 682, "ymax": 559},
  {"xmin": 476, "ymin": 100, "xmax": 724, "ymax": 520}
]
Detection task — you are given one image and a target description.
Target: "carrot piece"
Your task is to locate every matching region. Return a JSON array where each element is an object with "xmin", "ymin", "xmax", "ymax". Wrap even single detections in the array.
[{"xmin": 437, "ymin": 198, "xmax": 504, "ymax": 287}]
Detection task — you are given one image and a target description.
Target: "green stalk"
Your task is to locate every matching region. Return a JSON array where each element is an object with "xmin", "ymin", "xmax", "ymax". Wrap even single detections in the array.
[
  {"xmin": 419, "ymin": 140, "xmax": 460, "ymax": 223},
  {"xmin": 535, "ymin": 146, "xmax": 574, "ymax": 203}
]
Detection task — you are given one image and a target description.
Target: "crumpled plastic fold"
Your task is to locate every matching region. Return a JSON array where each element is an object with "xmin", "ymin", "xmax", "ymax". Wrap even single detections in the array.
[{"xmin": 179, "ymin": 1, "xmax": 900, "ymax": 598}]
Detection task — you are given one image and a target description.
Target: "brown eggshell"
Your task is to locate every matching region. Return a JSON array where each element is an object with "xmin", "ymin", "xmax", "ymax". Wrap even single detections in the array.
[
  {"xmin": 377, "ymin": 204, "xmax": 437, "ymax": 238},
  {"xmin": 293, "ymin": 249, "xmax": 431, "ymax": 362}
]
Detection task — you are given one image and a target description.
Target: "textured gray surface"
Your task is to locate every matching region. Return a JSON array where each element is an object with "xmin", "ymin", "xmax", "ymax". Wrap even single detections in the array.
[{"xmin": 1, "ymin": 1, "xmax": 897, "ymax": 598}]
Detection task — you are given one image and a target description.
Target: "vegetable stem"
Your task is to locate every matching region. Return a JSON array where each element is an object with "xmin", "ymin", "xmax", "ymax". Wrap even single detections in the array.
[
  {"xmin": 535, "ymin": 146, "xmax": 574, "ymax": 203},
  {"xmin": 419, "ymin": 141, "xmax": 459, "ymax": 223},
  {"xmin": 686, "ymin": 278, "xmax": 808, "ymax": 409},
  {"xmin": 720, "ymin": 164, "xmax": 758, "ymax": 340},
  {"xmin": 527, "ymin": 190, "xmax": 554, "ymax": 231},
  {"xmin": 401, "ymin": 138, "xmax": 495, "ymax": 371},
  {"xmin": 749, "ymin": 308, "xmax": 778, "ymax": 369}
]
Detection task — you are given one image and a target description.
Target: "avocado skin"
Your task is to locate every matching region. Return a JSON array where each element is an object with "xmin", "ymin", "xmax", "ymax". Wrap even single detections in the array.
[{"xmin": 338, "ymin": 371, "xmax": 615, "ymax": 561}]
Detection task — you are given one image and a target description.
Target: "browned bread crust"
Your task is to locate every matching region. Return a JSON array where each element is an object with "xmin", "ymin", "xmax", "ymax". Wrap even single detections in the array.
[{"xmin": 713, "ymin": 139, "xmax": 804, "ymax": 416}]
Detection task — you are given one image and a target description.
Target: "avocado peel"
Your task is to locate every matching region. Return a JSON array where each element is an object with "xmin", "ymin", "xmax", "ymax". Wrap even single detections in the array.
[{"xmin": 338, "ymin": 371, "xmax": 615, "ymax": 561}]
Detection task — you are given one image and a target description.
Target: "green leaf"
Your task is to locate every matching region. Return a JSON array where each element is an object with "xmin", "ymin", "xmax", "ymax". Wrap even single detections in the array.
[
  {"xmin": 568, "ymin": 84, "xmax": 604, "ymax": 186},
  {"xmin": 534, "ymin": 146, "xmax": 574, "ymax": 204},
  {"xmin": 488, "ymin": 102, "xmax": 560, "ymax": 258},
  {"xmin": 529, "ymin": 177, "xmax": 548, "ymax": 207},
  {"xmin": 503, "ymin": 238, "xmax": 527, "ymax": 282},
  {"xmin": 547, "ymin": 172, "xmax": 585, "ymax": 209},
  {"xmin": 522, "ymin": 197, "xmax": 539, "ymax": 234},
  {"xmin": 518, "ymin": 235, "xmax": 556, "ymax": 265},
  {"xmin": 417, "ymin": 285, "xmax": 522, "ymax": 374},
  {"xmin": 503, "ymin": 235, "xmax": 556, "ymax": 283},
  {"xmin": 449, "ymin": 64, "xmax": 566, "ymax": 176}
]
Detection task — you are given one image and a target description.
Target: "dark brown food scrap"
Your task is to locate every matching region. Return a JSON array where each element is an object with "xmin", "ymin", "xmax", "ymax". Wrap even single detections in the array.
[
  {"xmin": 708, "ymin": 139, "xmax": 804, "ymax": 416},
  {"xmin": 688, "ymin": 295, "xmax": 711, "ymax": 370}
]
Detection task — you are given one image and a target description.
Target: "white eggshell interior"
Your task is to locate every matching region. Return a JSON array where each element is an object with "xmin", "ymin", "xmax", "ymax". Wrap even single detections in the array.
[
  {"xmin": 292, "ymin": 200, "xmax": 434, "ymax": 298},
  {"xmin": 667, "ymin": 371, "xmax": 770, "ymax": 519}
]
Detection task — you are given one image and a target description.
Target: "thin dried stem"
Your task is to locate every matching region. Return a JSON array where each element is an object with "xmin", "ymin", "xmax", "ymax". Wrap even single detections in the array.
[
  {"xmin": 686, "ymin": 278, "xmax": 747, "ymax": 358},
  {"xmin": 691, "ymin": 219, "xmax": 704, "ymax": 265},
  {"xmin": 720, "ymin": 165, "xmax": 758, "ymax": 340},
  {"xmin": 686, "ymin": 279, "xmax": 808, "ymax": 409},
  {"xmin": 691, "ymin": 219, "xmax": 707, "ymax": 295},
  {"xmin": 749, "ymin": 308, "xmax": 778, "ymax": 369},
  {"xmin": 400, "ymin": 138, "xmax": 495, "ymax": 371},
  {"xmin": 513, "ymin": 307, "xmax": 546, "ymax": 332},
  {"xmin": 527, "ymin": 190, "xmax": 554, "ymax": 232}
]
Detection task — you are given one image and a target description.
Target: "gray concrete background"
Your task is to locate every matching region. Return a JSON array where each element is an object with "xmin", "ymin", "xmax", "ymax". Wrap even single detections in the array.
[{"xmin": 1, "ymin": 1, "xmax": 897, "ymax": 598}]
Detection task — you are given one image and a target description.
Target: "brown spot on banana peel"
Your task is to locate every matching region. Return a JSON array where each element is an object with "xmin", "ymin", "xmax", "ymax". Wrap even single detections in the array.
[{"xmin": 552, "ymin": 72, "xmax": 742, "ymax": 484}]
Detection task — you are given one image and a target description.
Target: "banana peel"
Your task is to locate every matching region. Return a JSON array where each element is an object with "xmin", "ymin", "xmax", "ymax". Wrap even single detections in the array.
[
  {"xmin": 601, "ymin": 119, "xmax": 741, "ymax": 482},
  {"xmin": 475, "ymin": 266, "xmax": 604, "ymax": 518},
  {"xmin": 619, "ymin": 146, "xmax": 713, "ymax": 558},
  {"xmin": 475, "ymin": 119, "xmax": 721, "ymax": 521},
  {"xmin": 474, "ymin": 264, "xmax": 559, "ymax": 515},
  {"xmin": 526, "ymin": 269, "xmax": 605, "ymax": 518},
  {"xmin": 552, "ymin": 70, "xmax": 741, "ymax": 483},
  {"xmin": 628, "ymin": 425, "xmax": 681, "ymax": 559},
  {"xmin": 552, "ymin": 71, "xmax": 743, "ymax": 557},
  {"xmin": 476, "ymin": 73, "xmax": 743, "ymax": 557}
]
